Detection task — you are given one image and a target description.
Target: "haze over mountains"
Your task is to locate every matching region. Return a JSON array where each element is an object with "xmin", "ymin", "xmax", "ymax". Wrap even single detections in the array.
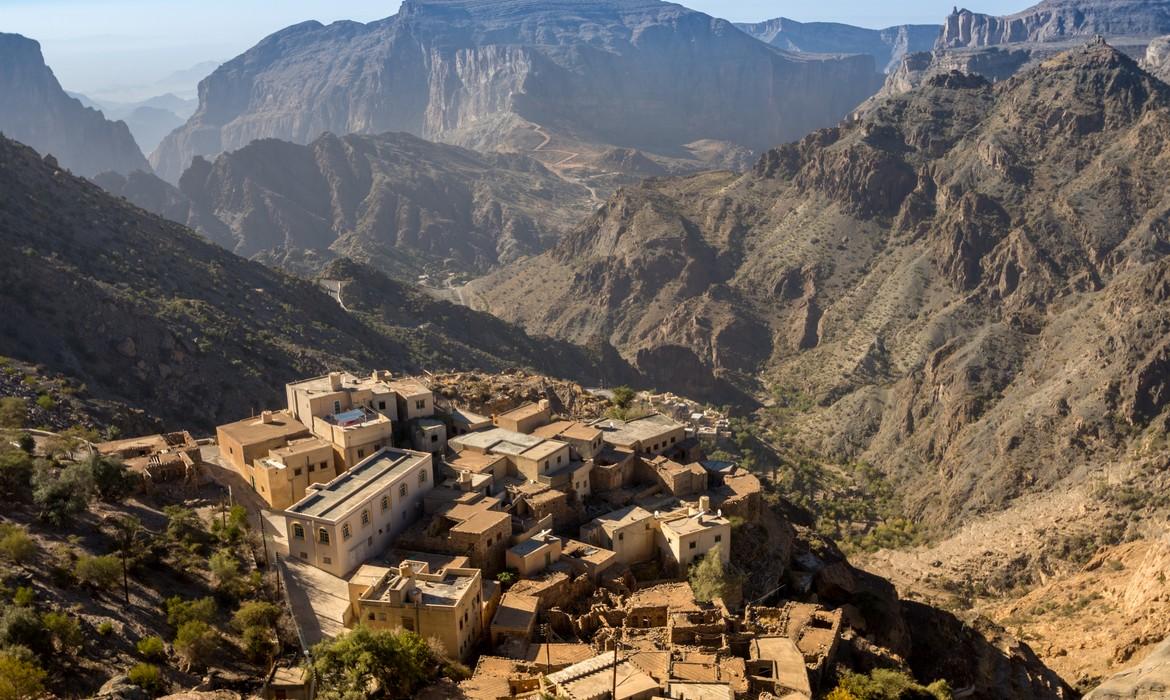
[
  {"xmin": 736, "ymin": 17, "xmax": 942, "ymax": 73},
  {"xmin": 0, "ymin": 33, "xmax": 149, "ymax": 176},
  {"xmin": 150, "ymin": 0, "xmax": 886, "ymax": 184}
]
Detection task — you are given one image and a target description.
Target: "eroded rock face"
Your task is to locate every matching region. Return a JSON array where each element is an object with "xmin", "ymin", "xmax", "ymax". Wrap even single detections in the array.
[
  {"xmin": 1146, "ymin": 35, "xmax": 1170, "ymax": 81},
  {"xmin": 1085, "ymin": 635, "xmax": 1170, "ymax": 699},
  {"xmin": 151, "ymin": 0, "xmax": 885, "ymax": 182},
  {"xmin": 736, "ymin": 17, "xmax": 941, "ymax": 74},
  {"xmin": 939, "ymin": 1, "xmax": 1170, "ymax": 50},
  {"xmin": 0, "ymin": 33, "xmax": 149, "ymax": 176}
]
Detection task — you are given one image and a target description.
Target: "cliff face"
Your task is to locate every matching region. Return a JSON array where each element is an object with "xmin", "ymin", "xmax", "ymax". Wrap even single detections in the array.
[
  {"xmin": 939, "ymin": 0, "xmax": 1170, "ymax": 50},
  {"xmin": 0, "ymin": 33, "xmax": 149, "ymax": 176},
  {"xmin": 1146, "ymin": 35, "xmax": 1170, "ymax": 81},
  {"xmin": 151, "ymin": 0, "xmax": 884, "ymax": 182},
  {"xmin": 737, "ymin": 17, "xmax": 940, "ymax": 73},
  {"xmin": 469, "ymin": 43, "xmax": 1170, "ymax": 531}
]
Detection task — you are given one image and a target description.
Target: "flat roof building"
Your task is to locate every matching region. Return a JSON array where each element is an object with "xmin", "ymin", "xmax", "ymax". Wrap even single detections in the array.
[
  {"xmin": 592, "ymin": 413, "xmax": 686, "ymax": 457},
  {"xmin": 217, "ymin": 411, "xmax": 311, "ymax": 478},
  {"xmin": 493, "ymin": 400, "xmax": 551, "ymax": 434},
  {"xmin": 658, "ymin": 499, "xmax": 731, "ymax": 572},
  {"xmin": 581, "ymin": 505, "xmax": 657, "ymax": 566},
  {"xmin": 285, "ymin": 448, "xmax": 434, "ymax": 578}
]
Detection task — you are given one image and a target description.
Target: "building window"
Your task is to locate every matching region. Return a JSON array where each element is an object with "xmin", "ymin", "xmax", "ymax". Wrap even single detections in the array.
[
  {"xmin": 671, "ymin": 436, "xmax": 676, "ymax": 444},
  {"xmin": 419, "ymin": 469, "xmax": 427, "ymax": 484},
  {"xmin": 415, "ymin": 399, "xmax": 426, "ymax": 410},
  {"xmin": 320, "ymin": 461, "xmax": 328, "ymax": 472},
  {"xmin": 368, "ymin": 612, "xmax": 375, "ymax": 621},
  {"xmin": 294, "ymin": 468, "xmax": 303, "ymax": 477},
  {"xmin": 557, "ymin": 456, "xmax": 562, "ymax": 465},
  {"xmin": 689, "ymin": 541, "xmax": 697, "ymax": 550},
  {"xmin": 342, "ymin": 524, "xmax": 352, "ymax": 540},
  {"xmin": 361, "ymin": 510, "xmax": 370, "ymax": 526},
  {"xmin": 323, "ymin": 557, "xmax": 332, "ymax": 565},
  {"xmin": 402, "ymin": 617, "xmax": 414, "ymax": 631},
  {"xmin": 292, "ymin": 524, "xmax": 305, "ymax": 540},
  {"xmin": 400, "ymin": 484, "xmax": 408, "ymax": 498},
  {"xmin": 431, "ymin": 434, "xmax": 438, "ymax": 443},
  {"xmin": 379, "ymin": 400, "xmax": 387, "ymax": 410},
  {"xmin": 368, "ymin": 536, "xmax": 373, "ymax": 546},
  {"xmin": 714, "ymin": 535, "xmax": 722, "ymax": 543},
  {"xmin": 308, "ymin": 463, "xmax": 315, "ymax": 473},
  {"xmin": 319, "ymin": 528, "xmax": 330, "ymax": 545},
  {"xmin": 357, "ymin": 449, "xmax": 365, "ymax": 459},
  {"xmin": 299, "ymin": 552, "xmax": 308, "ymax": 559},
  {"xmin": 618, "ymin": 533, "xmax": 624, "ymax": 541},
  {"xmin": 381, "ymin": 495, "xmax": 389, "ymax": 511},
  {"xmin": 333, "ymin": 400, "xmax": 342, "ymax": 414}
]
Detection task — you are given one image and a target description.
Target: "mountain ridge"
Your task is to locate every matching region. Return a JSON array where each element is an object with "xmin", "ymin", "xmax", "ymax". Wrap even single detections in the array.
[{"xmin": 736, "ymin": 17, "xmax": 941, "ymax": 73}]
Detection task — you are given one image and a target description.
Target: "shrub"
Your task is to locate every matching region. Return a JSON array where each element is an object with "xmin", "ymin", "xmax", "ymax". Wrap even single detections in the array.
[
  {"xmin": 241, "ymin": 625, "xmax": 276, "ymax": 663},
  {"xmin": 211, "ymin": 505, "xmax": 249, "ymax": 544},
  {"xmin": 88, "ymin": 454, "xmax": 135, "ymax": 502},
  {"xmin": 96, "ymin": 621, "xmax": 114, "ymax": 636},
  {"xmin": 15, "ymin": 435, "xmax": 34, "ymax": 455},
  {"xmin": 11, "ymin": 588, "xmax": 33, "ymax": 607},
  {"xmin": 163, "ymin": 506, "xmax": 206, "ymax": 547},
  {"xmin": 165, "ymin": 596, "xmax": 216, "ymax": 627},
  {"xmin": 173, "ymin": 620, "xmax": 217, "ymax": 671},
  {"xmin": 0, "ymin": 449, "xmax": 34, "ymax": 502},
  {"xmin": 0, "ymin": 607, "xmax": 50, "ymax": 657},
  {"xmin": 836, "ymin": 669, "xmax": 952, "ymax": 700},
  {"xmin": 0, "ymin": 525, "xmax": 36, "ymax": 564},
  {"xmin": 208, "ymin": 549, "xmax": 242, "ymax": 593},
  {"xmin": 32, "ymin": 461, "xmax": 94, "ymax": 525},
  {"xmin": 0, "ymin": 648, "xmax": 46, "ymax": 700},
  {"xmin": 42, "ymin": 611, "xmax": 83, "ymax": 655},
  {"xmin": 0, "ymin": 398, "xmax": 27, "ymax": 430},
  {"xmin": 136, "ymin": 635, "xmax": 166, "ymax": 661},
  {"xmin": 34, "ymin": 395, "xmax": 54, "ymax": 412},
  {"xmin": 611, "ymin": 386, "xmax": 636, "ymax": 409},
  {"xmin": 127, "ymin": 662, "xmax": 164, "ymax": 693},
  {"xmin": 75, "ymin": 554, "xmax": 122, "ymax": 590},
  {"xmin": 688, "ymin": 545, "xmax": 739, "ymax": 603},
  {"xmin": 313, "ymin": 626, "xmax": 438, "ymax": 699},
  {"xmin": 232, "ymin": 601, "xmax": 281, "ymax": 632}
]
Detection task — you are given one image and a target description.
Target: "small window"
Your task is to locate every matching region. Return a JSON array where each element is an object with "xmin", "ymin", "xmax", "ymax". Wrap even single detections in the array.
[
  {"xmin": 323, "ymin": 556, "xmax": 332, "ymax": 565},
  {"xmin": 419, "ymin": 469, "xmax": 428, "ymax": 484},
  {"xmin": 299, "ymin": 552, "xmax": 308, "ymax": 560},
  {"xmin": 415, "ymin": 399, "xmax": 426, "ymax": 410},
  {"xmin": 714, "ymin": 535, "xmax": 722, "ymax": 543},
  {"xmin": 431, "ymin": 434, "xmax": 438, "ymax": 443},
  {"xmin": 294, "ymin": 468, "xmax": 303, "ymax": 477},
  {"xmin": 320, "ymin": 461, "xmax": 328, "ymax": 472},
  {"xmin": 381, "ymin": 495, "xmax": 390, "ymax": 511},
  {"xmin": 618, "ymin": 532, "xmax": 624, "ymax": 541},
  {"xmin": 361, "ymin": 510, "xmax": 370, "ymax": 526},
  {"xmin": 368, "ymin": 612, "xmax": 375, "ymax": 621},
  {"xmin": 557, "ymin": 455, "xmax": 562, "ymax": 465},
  {"xmin": 318, "ymin": 528, "xmax": 330, "ymax": 545},
  {"xmin": 368, "ymin": 536, "xmax": 373, "ymax": 546},
  {"xmin": 689, "ymin": 541, "xmax": 697, "ymax": 550},
  {"xmin": 357, "ymin": 449, "xmax": 365, "ymax": 459},
  {"xmin": 379, "ymin": 400, "xmax": 387, "ymax": 410},
  {"xmin": 671, "ymin": 436, "xmax": 676, "ymax": 444},
  {"xmin": 400, "ymin": 484, "xmax": 408, "ymax": 498},
  {"xmin": 342, "ymin": 524, "xmax": 352, "ymax": 540},
  {"xmin": 292, "ymin": 524, "xmax": 305, "ymax": 540},
  {"xmin": 308, "ymin": 463, "xmax": 315, "ymax": 473},
  {"xmin": 333, "ymin": 400, "xmax": 342, "ymax": 414}
]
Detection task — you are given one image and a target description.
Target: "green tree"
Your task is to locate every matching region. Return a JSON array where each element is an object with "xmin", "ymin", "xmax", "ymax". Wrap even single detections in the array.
[
  {"xmin": 0, "ymin": 607, "xmax": 50, "ymax": 657},
  {"xmin": 165, "ymin": 597, "xmax": 216, "ymax": 627},
  {"xmin": 11, "ymin": 588, "xmax": 34, "ymax": 607},
  {"xmin": 688, "ymin": 544, "xmax": 738, "ymax": 603},
  {"xmin": 312, "ymin": 626, "xmax": 438, "ymax": 699},
  {"xmin": 208, "ymin": 549, "xmax": 242, "ymax": 593},
  {"xmin": 241, "ymin": 625, "xmax": 276, "ymax": 664},
  {"xmin": 87, "ymin": 454, "xmax": 135, "ymax": 502},
  {"xmin": 836, "ymin": 669, "xmax": 952, "ymax": 700},
  {"xmin": 232, "ymin": 601, "xmax": 282, "ymax": 632},
  {"xmin": 128, "ymin": 662, "xmax": 164, "ymax": 693},
  {"xmin": 0, "ymin": 398, "xmax": 27, "ymax": 430},
  {"xmin": 32, "ymin": 461, "xmax": 94, "ymax": 525},
  {"xmin": 173, "ymin": 620, "xmax": 217, "ymax": 672},
  {"xmin": 611, "ymin": 386, "xmax": 636, "ymax": 409},
  {"xmin": 42, "ymin": 610, "xmax": 83, "ymax": 655},
  {"xmin": 163, "ymin": 506, "xmax": 206, "ymax": 546},
  {"xmin": 0, "ymin": 648, "xmax": 46, "ymax": 700},
  {"xmin": 0, "ymin": 448, "xmax": 34, "ymax": 502},
  {"xmin": 211, "ymin": 505, "xmax": 249, "ymax": 544},
  {"xmin": 74, "ymin": 554, "xmax": 122, "ymax": 590}
]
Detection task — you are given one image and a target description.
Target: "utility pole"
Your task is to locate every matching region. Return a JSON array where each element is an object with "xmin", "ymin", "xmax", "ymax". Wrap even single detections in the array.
[
  {"xmin": 611, "ymin": 626, "xmax": 622, "ymax": 700},
  {"xmin": 258, "ymin": 509, "xmax": 270, "ymax": 571},
  {"xmin": 543, "ymin": 624, "xmax": 551, "ymax": 674},
  {"xmin": 120, "ymin": 536, "xmax": 130, "ymax": 605}
]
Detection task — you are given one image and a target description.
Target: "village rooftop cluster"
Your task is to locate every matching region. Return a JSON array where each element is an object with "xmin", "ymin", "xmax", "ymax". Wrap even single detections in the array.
[{"xmin": 101, "ymin": 371, "xmax": 846, "ymax": 700}]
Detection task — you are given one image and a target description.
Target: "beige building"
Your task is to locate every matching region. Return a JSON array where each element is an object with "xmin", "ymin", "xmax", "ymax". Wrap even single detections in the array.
[
  {"xmin": 352, "ymin": 562, "xmax": 485, "ymax": 660},
  {"xmin": 593, "ymin": 413, "xmax": 686, "ymax": 457},
  {"xmin": 493, "ymin": 400, "xmax": 551, "ymax": 434},
  {"xmin": 506, "ymin": 531, "xmax": 562, "ymax": 577},
  {"xmin": 285, "ymin": 448, "xmax": 434, "ymax": 578},
  {"xmin": 491, "ymin": 591, "xmax": 539, "ymax": 646},
  {"xmin": 390, "ymin": 378, "xmax": 435, "ymax": 422},
  {"xmin": 250, "ymin": 437, "xmax": 337, "ymax": 510},
  {"xmin": 581, "ymin": 505, "xmax": 657, "ymax": 565},
  {"xmin": 285, "ymin": 371, "xmax": 400, "ymax": 427},
  {"xmin": 96, "ymin": 431, "xmax": 202, "ymax": 485},
  {"xmin": 658, "ymin": 498, "xmax": 731, "ymax": 571},
  {"xmin": 533, "ymin": 420, "xmax": 605, "ymax": 461},
  {"xmin": 217, "ymin": 411, "xmax": 311, "ymax": 477},
  {"xmin": 308, "ymin": 407, "xmax": 394, "ymax": 470}
]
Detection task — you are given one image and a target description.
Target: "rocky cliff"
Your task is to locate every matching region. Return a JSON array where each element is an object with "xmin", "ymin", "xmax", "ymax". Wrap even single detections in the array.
[
  {"xmin": 737, "ymin": 17, "xmax": 941, "ymax": 73},
  {"xmin": 0, "ymin": 134, "xmax": 638, "ymax": 430},
  {"xmin": 469, "ymin": 42, "xmax": 1170, "ymax": 531},
  {"xmin": 939, "ymin": 0, "xmax": 1170, "ymax": 49},
  {"xmin": 0, "ymin": 33, "xmax": 150, "ymax": 176},
  {"xmin": 151, "ymin": 0, "xmax": 884, "ymax": 183},
  {"xmin": 1146, "ymin": 34, "xmax": 1170, "ymax": 80}
]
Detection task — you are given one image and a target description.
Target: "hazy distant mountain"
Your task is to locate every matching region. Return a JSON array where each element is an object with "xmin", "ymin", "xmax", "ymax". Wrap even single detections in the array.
[
  {"xmin": 1147, "ymin": 34, "xmax": 1170, "ymax": 81},
  {"xmin": 151, "ymin": 0, "xmax": 884, "ymax": 183},
  {"xmin": 736, "ymin": 17, "xmax": 940, "ymax": 73},
  {"xmin": 0, "ymin": 33, "xmax": 149, "ymax": 176}
]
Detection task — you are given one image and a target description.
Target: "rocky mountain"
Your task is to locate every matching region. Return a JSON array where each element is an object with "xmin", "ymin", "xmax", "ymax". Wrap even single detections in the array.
[
  {"xmin": 150, "ymin": 0, "xmax": 885, "ymax": 185},
  {"xmin": 469, "ymin": 42, "xmax": 1170, "ymax": 528},
  {"xmin": 97, "ymin": 131, "xmax": 594, "ymax": 281},
  {"xmin": 1146, "ymin": 34, "xmax": 1170, "ymax": 80},
  {"xmin": 938, "ymin": 0, "xmax": 1170, "ymax": 49},
  {"xmin": 736, "ymin": 18, "xmax": 941, "ymax": 73},
  {"xmin": 0, "ymin": 33, "xmax": 150, "ymax": 176},
  {"xmin": 0, "ymin": 133, "xmax": 639, "ymax": 432}
]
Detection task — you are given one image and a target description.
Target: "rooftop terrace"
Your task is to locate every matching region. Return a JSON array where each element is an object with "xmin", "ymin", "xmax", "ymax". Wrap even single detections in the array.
[{"xmin": 286, "ymin": 448, "xmax": 430, "ymax": 521}]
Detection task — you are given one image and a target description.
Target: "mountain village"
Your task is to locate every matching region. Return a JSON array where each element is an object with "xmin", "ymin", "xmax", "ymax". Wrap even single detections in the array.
[{"xmin": 91, "ymin": 370, "xmax": 861, "ymax": 700}]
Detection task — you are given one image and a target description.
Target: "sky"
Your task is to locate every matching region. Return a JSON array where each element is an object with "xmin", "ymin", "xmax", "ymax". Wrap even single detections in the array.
[{"xmin": 0, "ymin": 0, "xmax": 1029, "ymax": 99}]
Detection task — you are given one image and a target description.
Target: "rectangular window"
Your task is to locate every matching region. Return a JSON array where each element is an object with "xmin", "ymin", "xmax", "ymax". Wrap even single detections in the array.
[
  {"xmin": 415, "ymin": 399, "xmax": 426, "ymax": 410},
  {"xmin": 308, "ymin": 463, "xmax": 315, "ymax": 472},
  {"xmin": 333, "ymin": 400, "xmax": 341, "ymax": 414},
  {"xmin": 379, "ymin": 401, "xmax": 387, "ymax": 410},
  {"xmin": 714, "ymin": 535, "xmax": 722, "ymax": 543},
  {"xmin": 318, "ymin": 529, "xmax": 330, "ymax": 545},
  {"xmin": 689, "ymin": 541, "xmax": 696, "ymax": 550},
  {"xmin": 361, "ymin": 510, "xmax": 370, "ymax": 526},
  {"xmin": 294, "ymin": 468, "xmax": 303, "ymax": 477},
  {"xmin": 381, "ymin": 495, "xmax": 389, "ymax": 511},
  {"xmin": 299, "ymin": 552, "xmax": 308, "ymax": 559},
  {"xmin": 399, "ymin": 484, "xmax": 408, "ymax": 498},
  {"xmin": 357, "ymin": 449, "xmax": 365, "ymax": 459},
  {"xmin": 342, "ymin": 524, "xmax": 352, "ymax": 540},
  {"xmin": 618, "ymin": 533, "xmax": 624, "ymax": 541},
  {"xmin": 419, "ymin": 469, "xmax": 428, "ymax": 484},
  {"xmin": 431, "ymin": 434, "xmax": 438, "ymax": 443},
  {"xmin": 323, "ymin": 556, "xmax": 332, "ymax": 565},
  {"xmin": 320, "ymin": 462, "xmax": 328, "ymax": 472}
]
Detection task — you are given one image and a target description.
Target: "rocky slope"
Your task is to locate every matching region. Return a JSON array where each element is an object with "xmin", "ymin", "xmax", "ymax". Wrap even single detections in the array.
[
  {"xmin": 0, "ymin": 33, "xmax": 150, "ymax": 177},
  {"xmin": 0, "ymin": 134, "xmax": 638, "ymax": 432},
  {"xmin": 175, "ymin": 132, "xmax": 592, "ymax": 279},
  {"xmin": 736, "ymin": 18, "xmax": 940, "ymax": 74},
  {"xmin": 151, "ymin": 0, "xmax": 884, "ymax": 184},
  {"xmin": 469, "ymin": 43, "xmax": 1170, "ymax": 527},
  {"xmin": 1146, "ymin": 34, "xmax": 1170, "ymax": 81}
]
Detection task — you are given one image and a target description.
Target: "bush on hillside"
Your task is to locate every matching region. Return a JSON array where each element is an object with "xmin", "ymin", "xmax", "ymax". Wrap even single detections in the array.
[
  {"xmin": 136, "ymin": 635, "xmax": 166, "ymax": 661},
  {"xmin": 32, "ymin": 462, "xmax": 94, "ymax": 526},
  {"xmin": 127, "ymin": 662, "xmax": 164, "ymax": 693},
  {"xmin": 313, "ymin": 626, "xmax": 438, "ymax": 699},
  {"xmin": 688, "ymin": 545, "xmax": 740, "ymax": 603},
  {"xmin": 172, "ymin": 620, "xmax": 217, "ymax": 672},
  {"xmin": 0, "ymin": 449, "xmax": 34, "ymax": 502},
  {"xmin": 88, "ymin": 454, "xmax": 135, "ymax": 502},
  {"xmin": 232, "ymin": 601, "xmax": 281, "ymax": 632},
  {"xmin": 0, "ymin": 398, "xmax": 27, "ymax": 430},
  {"xmin": 0, "ymin": 647, "xmax": 46, "ymax": 700},
  {"xmin": 41, "ymin": 611, "xmax": 82, "ymax": 655},
  {"xmin": 74, "ymin": 554, "xmax": 122, "ymax": 590},
  {"xmin": 0, "ymin": 525, "xmax": 36, "ymax": 564},
  {"xmin": 0, "ymin": 606, "xmax": 50, "ymax": 657},
  {"xmin": 165, "ymin": 597, "xmax": 216, "ymax": 627},
  {"xmin": 835, "ymin": 669, "xmax": 952, "ymax": 700}
]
